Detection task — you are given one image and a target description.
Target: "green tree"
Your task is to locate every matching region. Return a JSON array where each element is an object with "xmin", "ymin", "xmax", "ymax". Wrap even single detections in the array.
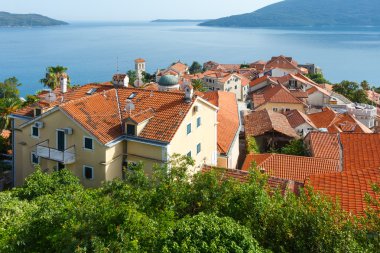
[
  {"xmin": 240, "ymin": 63, "xmax": 250, "ymax": 69},
  {"xmin": 306, "ymin": 73, "xmax": 331, "ymax": 84},
  {"xmin": 40, "ymin": 66, "xmax": 70, "ymax": 90},
  {"xmin": 189, "ymin": 61, "xmax": 203, "ymax": 74},
  {"xmin": 191, "ymin": 79, "xmax": 207, "ymax": 92},
  {"xmin": 280, "ymin": 139, "xmax": 307, "ymax": 156},
  {"xmin": 361, "ymin": 80, "xmax": 370, "ymax": 91},
  {"xmin": 333, "ymin": 80, "xmax": 371, "ymax": 104},
  {"xmin": 162, "ymin": 213, "xmax": 265, "ymax": 253},
  {"xmin": 0, "ymin": 97, "xmax": 21, "ymax": 129},
  {"xmin": 127, "ymin": 70, "xmax": 137, "ymax": 85},
  {"xmin": 247, "ymin": 136, "xmax": 260, "ymax": 154},
  {"xmin": 0, "ymin": 77, "xmax": 21, "ymax": 98}
]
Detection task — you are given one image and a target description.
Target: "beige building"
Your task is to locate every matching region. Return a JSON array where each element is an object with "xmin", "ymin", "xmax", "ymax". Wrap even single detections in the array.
[
  {"xmin": 202, "ymin": 70, "xmax": 249, "ymax": 101},
  {"xmin": 11, "ymin": 79, "xmax": 218, "ymax": 188}
]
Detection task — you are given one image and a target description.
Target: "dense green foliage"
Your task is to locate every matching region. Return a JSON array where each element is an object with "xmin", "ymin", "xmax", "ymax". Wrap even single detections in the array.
[
  {"xmin": 0, "ymin": 77, "xmax": 22, "ymax": 130},
  {"xmin": 247, "ymin": 136, "xmax": 260, "ymax": 154},
  {"xmin": 306, "ymin": 73, "xmax": 331, "ymax": 84},
  {"xmin": 333, "ymin": 80, "xmax": 371, "ymax": 104},
  {"xmin": 200, "ymin": 0, "xmax": 380, "ymax": 28},
  {"xmin": 189, "ymin": 61, "xmax": 203, "ymax": 74},
  {"xmin": 280, "ymin": 139, "xmax": 307, "ymax": 156},
  {"xmin": 0, "ymin": 157, "xmax": 379, "ymax": 252},
  {"xmin": 0, "ymin": 11, "xmax": 67, "ymax": 26},
  {"xmin": 191, "ymin": 79, "xmax": 207, "ymax": 92}
]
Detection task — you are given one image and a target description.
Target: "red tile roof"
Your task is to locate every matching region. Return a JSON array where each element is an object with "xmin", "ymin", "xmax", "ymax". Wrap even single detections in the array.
[
  {"xmin": 265, "ymin": 55, "xmax": 300, "ymax": 71},
  {"xmin": 285, "ymin": 109, "xmax": 317, "ymax": 129},
  {"xmin": 13, "ymin": 83, "xmax": 114, "ymax": 118},
  {"xmin": 61, "ymin": 88, "xmax": 197, "ymax": 144},
  {"xmin": 170, "ymin": 62, "xmax": 188, "ymax": 74},
  {"xmin": 202, "ymin": 166, "xmax": 302, "ymax": 194},
  {"xmin": 203, "ymin": 91, "xmax": 239, "ymax": 155},
  {"xmin": 134, "ymin": 58, "xmax": 145, "ymax": 63},
  {"xmin": 242, "ymin": 153, "xmax": 340, "ymax": 183},
  {"xmin": 252, "ymin": 84, "xmax": 306, "ymax": 109},
  {"xmin": 306, "ymin": 132, "xmax": 341, "ymax": 160},
  {"xmin": 308, "ymin": 108, "xmax": 372, "ymax": 133},
  {"xmin": 307, "ymin": 168, "xmax": 380, "ymax": 215},
  {"xmin": 245, "ymin": 109, "xmax": 299, "ymax": 138},
  {"xmin": 249, "ymin": 75, "xmax": 271, "ymax": 88},
  {"xmin": 340, "ymin": 133, "xmax": 380, "ymax": 172}
]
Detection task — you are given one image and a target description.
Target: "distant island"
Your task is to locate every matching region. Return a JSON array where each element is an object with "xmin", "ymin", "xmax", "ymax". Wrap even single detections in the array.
[
  {"xmin": 0, "ymin": 12, "xmax": 68, "ymax": 27},
  {"xmin": 152, "ymin": 19, "xmax": 210, "ymax": 23},
  {"xmin": 200, "ymin": 0, "xmax": 380, "ymax": 28}
]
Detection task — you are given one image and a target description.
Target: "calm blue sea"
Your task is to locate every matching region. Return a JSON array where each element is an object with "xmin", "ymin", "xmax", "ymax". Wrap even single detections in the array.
[{"xmin": 0, "ymin": 22, "xmax": 379, "ymax": 96}]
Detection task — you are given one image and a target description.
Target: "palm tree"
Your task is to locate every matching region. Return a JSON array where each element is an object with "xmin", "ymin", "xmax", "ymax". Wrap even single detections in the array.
[
  {"xmin": 40, "ymin": 66, "xmax": 70, "ymax": 90},
  {"xmin": 191, "ymin": 79, "xmax": 207, "ymax": 92},
  {"xmin": 0, "ymin": 98, "xmax": 21, "ymax": 130}
]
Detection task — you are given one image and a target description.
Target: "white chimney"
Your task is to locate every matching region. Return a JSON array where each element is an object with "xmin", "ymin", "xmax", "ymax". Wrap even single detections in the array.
[
  {"xmin": 60, "ymin": 76, "xmax": 68, "ymax": 93},
  {"xmin": 184, "ymin": 84, "xmax": 194, "ymax": 103}
]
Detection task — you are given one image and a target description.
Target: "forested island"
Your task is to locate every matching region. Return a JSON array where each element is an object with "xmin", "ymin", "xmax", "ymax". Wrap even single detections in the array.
[
  {"xmin": 0, "ymin": 12, "xmax": 67, "ymax": 27},
  {"xmin": 200, "ymin": 0, "xmax": 380, "ymax": 28}
]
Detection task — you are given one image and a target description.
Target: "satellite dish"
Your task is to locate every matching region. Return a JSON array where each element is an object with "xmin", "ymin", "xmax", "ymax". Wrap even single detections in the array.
[
  {"xmin": 125, "ymin": 99, "xmax": 135, "ymax": 113},
  {"xmin": 44, "ymin": 92, "xmax": 57, "ymax": 103}
]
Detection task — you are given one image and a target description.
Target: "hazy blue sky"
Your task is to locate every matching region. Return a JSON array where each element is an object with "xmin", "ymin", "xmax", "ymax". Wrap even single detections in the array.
[{"xmin": 0, "ymin": 0, "xmax": 281, "ymax": 21}]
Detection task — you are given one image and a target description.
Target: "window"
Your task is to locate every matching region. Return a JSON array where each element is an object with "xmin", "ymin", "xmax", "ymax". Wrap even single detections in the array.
[
  {"xmin": 31, "ymin": 126, "xmax": 39, "ymax": 138},
  {"xmin": 197, "ymin": 117, "xmax": 201, "ymax": 128},
  {"xmin": 84, "ymin": 137, "xmax": 94, "ymax": 150},
  {"xmin": 83, "ymin": 165, "xmax": 94, "ymax": 180},
  {"xmin": 31, "ymin": 152, "xmax": 39, "ymax": 165},
  {"xmin": 273, "ymin": 108, "xmax": 278, "ymax": 112},
  {"xmin": 197, "ymin": 143, "xmax": 201, "ymax": 154},
  {"xmin": 57, "ymin": 162, "xmax": 65, "ymax": 171},
  {"xmin": 35, "ymin": 108, "xmax": 42, "ymax": 117},
  {"xmin": 235, "ymin": 85, "xmax": 237, "ymax": 90},
  {"xmin": 285, "ymin": 108, "xmax": 291, "ymax": 112},
  {"xmin": 187, "ymin": 123, "xmax": 192, "ymax": 135},
  {"xmin": 126, "ymin": 124, "xmax": 136, "ymax": 136},
  {"xmin": 187, "ymin": 151, "xmax": 192, "ymax": 157}
]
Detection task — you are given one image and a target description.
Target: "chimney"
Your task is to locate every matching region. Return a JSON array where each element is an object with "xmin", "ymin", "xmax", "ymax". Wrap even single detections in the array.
[
  {"xmin": 184, "ymin": 84, "xmax": 194, "ymax": 103},
  {"xmin": 60, "ymin": 75, "xmax": 68, "ymax": 93}
]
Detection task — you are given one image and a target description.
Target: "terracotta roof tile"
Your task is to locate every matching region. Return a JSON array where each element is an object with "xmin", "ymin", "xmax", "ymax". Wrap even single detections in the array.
[
  {"xmin": 245, "ymin": 109, "xmax": 299, "ymax": 138},
  {"xmin": 340, "ymin": 133, "xmax": 380, "ymax": 171},
  {"xmin": 252, "ymin": 84, "xmax": 306, "ymax": 109},
  {"xmin": 285, "ymin": 109, "xmax": 317, "ymax": 129},
  {"xmin": 203, "ymin": 91, "xmax": 239, "ymax": 155},
  {"xmin": 307, "ymin": 132, "xmax": 340, "ymax": 160},
  {"xmin": 242, "ymin": 153, "xmax": 340, "ymax": 183},
  {"xmin": 307, "ymin": 168, "xmax": 380, "ymax": 215},
  {"xmin": 61, "ymin": 87, "xmax": 195, "ymax": 144}
]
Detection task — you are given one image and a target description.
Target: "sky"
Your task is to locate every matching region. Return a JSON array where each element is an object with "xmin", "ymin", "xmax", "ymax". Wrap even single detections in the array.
[{"xmin": 0, "ymin": 0, "xmax": 281, "ymax": 21}]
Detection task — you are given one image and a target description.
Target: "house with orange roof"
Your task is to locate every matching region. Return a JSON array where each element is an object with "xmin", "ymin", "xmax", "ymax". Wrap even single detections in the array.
[
  {"xmin": 244, "ymin": 109, "xmax": 299, "ymax": 152},
  {"xmin": 307, "ymin": 107, "xmax": 372, "ymax": 133},
  {"xmin": 284, "ymin": 109, "xmax": 317, "ymax": 137},
  {"xmin": 10, "ymin": 76, "xmax": 219, "ymax": 188},
  {"xmin": 251, "ymin": 84, "xmax": 308, "ymax": 113},
  {"xmin": 156, "ymin": 61, "xmax": 189, "ymax": 82},
  {"xmin": 260, "ymin": 55, "xmax": 307, "ymax": 77},
  {"xmin": 202, "ymin": 70, "xmax": 249, "ymax": 101},
  {"xmin": 306, "ymin": 168, "xmax": 380, "ymax": 215},
  {"xmin": 203, "ymin": 91, "xmax": 240, "ymax": 169},
  {"xmin": 203, "ymin": 61, "xmax": 242, "ymax": 73},
  {"xmin": 242, "ymin": 153, "xmax": 340, "ymax": 183}
]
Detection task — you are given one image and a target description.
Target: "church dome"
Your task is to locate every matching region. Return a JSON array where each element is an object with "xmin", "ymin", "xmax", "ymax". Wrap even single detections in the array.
[{"xmin": 158, "ymin": 75, "xmax": 179, "ymax": 87}]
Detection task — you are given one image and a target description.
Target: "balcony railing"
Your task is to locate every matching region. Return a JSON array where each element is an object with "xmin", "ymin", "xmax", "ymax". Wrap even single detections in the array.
[{"xmin": 36, "ymin": 140, "xmax": 76, "ymax": 164}]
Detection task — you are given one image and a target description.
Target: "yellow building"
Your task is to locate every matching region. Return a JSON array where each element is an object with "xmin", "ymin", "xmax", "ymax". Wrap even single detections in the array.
[
  {"xmin": 252, "ymin": 84, "xmax": 307, "ymax": 113},
  {"xmin": 11, "ymin": 81, "xmax": 218, "ymax": 188}
]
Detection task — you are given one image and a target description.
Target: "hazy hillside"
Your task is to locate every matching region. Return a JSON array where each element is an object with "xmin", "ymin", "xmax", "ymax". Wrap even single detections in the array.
[
  {"xmin": 200, "ymin": 0, "xmax": 380, "ymax": 27},
  {"xmin": 0, "ymin": 12, "xmax": 67, "ymax": 26}
]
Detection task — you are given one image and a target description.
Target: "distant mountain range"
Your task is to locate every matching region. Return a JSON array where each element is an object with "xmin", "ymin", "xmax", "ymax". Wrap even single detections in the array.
[
  {"xmin": 200, "ymin": 0, "xmax": 380, "ymax": 28},
  {"xmin": 0, "ymin": 12, "xmax": 67, "ymax": 27},
  {"xmin": 152, "ymin": 19, "xmax": 210, "ymax": 23}
]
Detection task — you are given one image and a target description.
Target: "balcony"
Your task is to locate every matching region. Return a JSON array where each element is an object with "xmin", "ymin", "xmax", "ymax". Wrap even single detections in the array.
[{"xmin": 36, "ymin": 140, "xmax": 76, "ymax": 164}]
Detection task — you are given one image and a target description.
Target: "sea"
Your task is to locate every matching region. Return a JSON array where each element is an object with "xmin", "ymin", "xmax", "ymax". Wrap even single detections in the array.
[{"xmin": 0, "ymin": 21, "xmax": 379, "ymax": 97}]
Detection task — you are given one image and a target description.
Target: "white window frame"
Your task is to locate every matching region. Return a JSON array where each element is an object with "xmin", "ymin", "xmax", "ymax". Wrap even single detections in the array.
[
  {"xmin": 83, "ymin": 165, "xmax": 94, "ymax": 180},
  {"xmin": 31, "ymin": 126, "xmax": 40, "ymax": 138},
  {"xmin": 83, "ymin": 136, "xmax": 94, "ymax": 151},
  {"xmin": 31, "ymin": 151, "xmax": 40, "ymax": 165}
]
